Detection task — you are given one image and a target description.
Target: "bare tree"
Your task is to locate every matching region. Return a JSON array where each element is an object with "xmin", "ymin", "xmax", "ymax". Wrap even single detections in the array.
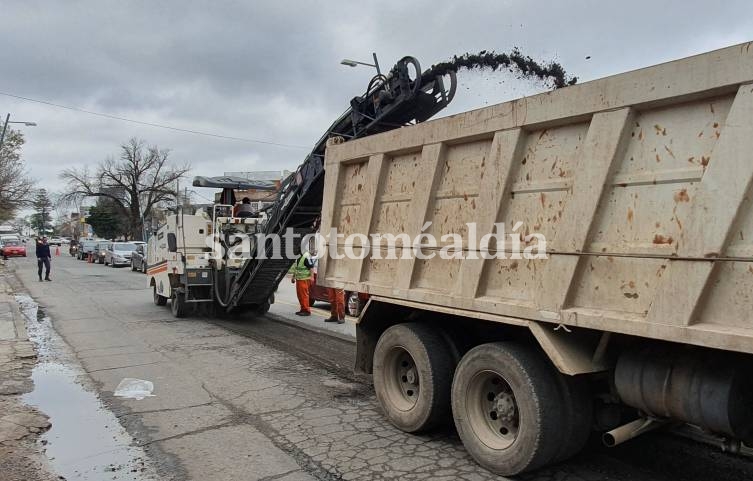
[
  {"xmin": 60, "ymin": 138, "xmax": 189, "ymax": 240},
  {"xmin": 0, "ymin": 129, "xmax": 35, "ymax": 222}
]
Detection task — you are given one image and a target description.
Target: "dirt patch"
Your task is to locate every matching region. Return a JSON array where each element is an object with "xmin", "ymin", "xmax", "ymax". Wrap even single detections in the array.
[
  {"xmin": 0, "ymin": 398, "xmax": 55, "ymax": 481},
  {"xmin": 425, "ymin": 48, "xmax": 577, "ymax": 89}
]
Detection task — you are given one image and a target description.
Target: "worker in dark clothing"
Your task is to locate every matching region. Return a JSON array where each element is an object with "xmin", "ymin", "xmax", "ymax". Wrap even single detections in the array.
[
  {"xmin": 36, "ymin": 237, "xmax": 52, "ymax": 282},
  {"xmin": 234, "ymin": 197, "xmax": 255, "ymax": 218}
]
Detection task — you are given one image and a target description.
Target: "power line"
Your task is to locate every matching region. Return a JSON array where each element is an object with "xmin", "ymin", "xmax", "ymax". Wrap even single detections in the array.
[{"xmin": 0, "ymin": 91, "xmax": 309, "ymax": 150}]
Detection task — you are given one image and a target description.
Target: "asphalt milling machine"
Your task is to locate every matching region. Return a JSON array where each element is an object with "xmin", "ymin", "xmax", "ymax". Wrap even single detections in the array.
[{"xmin": 149, "ymin": 56, "xmax": 457, "ymax": 316}]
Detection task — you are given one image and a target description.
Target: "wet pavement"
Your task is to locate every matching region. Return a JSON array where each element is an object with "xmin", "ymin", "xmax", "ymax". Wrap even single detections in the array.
[
  {"xmin": 0, "ymin": 268, "xmax": 56, "ymax": 481},
  {"xmin": 17, "ymin": 293, "xmax": 156, "ymax": 480}
]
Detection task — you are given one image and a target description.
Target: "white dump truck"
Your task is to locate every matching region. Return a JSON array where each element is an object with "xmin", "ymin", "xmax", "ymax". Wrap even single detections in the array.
[{"xmin": 318, "ymin": 43, "xmax": 753, "ymax": 475}]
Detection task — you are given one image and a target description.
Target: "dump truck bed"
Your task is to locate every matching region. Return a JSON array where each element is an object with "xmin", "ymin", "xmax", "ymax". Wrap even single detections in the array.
[{"xmin": 320, "ymin": 42, "xmax": 753, "ymax": 355}]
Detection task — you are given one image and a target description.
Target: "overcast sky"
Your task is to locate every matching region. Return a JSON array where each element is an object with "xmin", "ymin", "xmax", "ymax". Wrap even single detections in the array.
[{"xmin": 2, "ymin": 0, "xmax": 753, "ymax": 211}]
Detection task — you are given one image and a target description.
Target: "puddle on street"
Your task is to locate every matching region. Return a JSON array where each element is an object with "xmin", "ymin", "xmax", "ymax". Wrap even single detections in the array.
[{"xmin": 15, "ymin": 295, "xmax": 156, "ymax": 480}]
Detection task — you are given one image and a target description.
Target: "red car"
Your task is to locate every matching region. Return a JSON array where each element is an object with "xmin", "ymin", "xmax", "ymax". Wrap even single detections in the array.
[
  {"xmin": 309, "ymin": 272, "xmax": 369, "ymax": 317},
  {"xmin": 1, "ymin": 240, "xmax": 26, "ymax": 258}
]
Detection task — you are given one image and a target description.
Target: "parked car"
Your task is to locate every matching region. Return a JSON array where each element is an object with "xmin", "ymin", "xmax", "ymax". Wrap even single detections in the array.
[
  {"xmin": 0, "ymin": 234, "xmax": 21, "ymax": 243},
  {"xmin": 94, "ymin": 241, "xmax": 111, "ymax": 264},
  {"xmin": 309, "ymin": 272, "xmax": 368, "ymax": 317},
  {"xmin": 105, "ymin": 242, "xmax": 138, "ymax": 267},
  {"xmin": 130, "ymin": 244, "xmax": 147, "ymax": 273},
  {"xmin": 48, "ymin": 237, "xmax": 64, "ymax": 246},
  {"xmin": 1, "ymin": 239, "xmax": 26, "ymax": 258},
  {"xmin": 77, "ymin": 239, "xmax": 99, "ymax": 260}
]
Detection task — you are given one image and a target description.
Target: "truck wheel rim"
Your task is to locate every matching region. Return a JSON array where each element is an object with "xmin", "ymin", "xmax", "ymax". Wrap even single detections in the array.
[
  {"xmin": 346, "ymin": 294, "xmax": 359, "ymax": 316},
  {"xmin": 384, "ymin": 346, "xmax": 420, "ymax": 411},
  {"xmin": 466, "ymin": 370, "xmax": 519, "ymax": 450}
]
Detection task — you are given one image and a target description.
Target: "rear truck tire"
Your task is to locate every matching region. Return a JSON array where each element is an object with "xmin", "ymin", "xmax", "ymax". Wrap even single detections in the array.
[
  {"xmin": 551, "ymin": 373, "xmax": 593, "ymax": 463},
  {"xmin": 309, "ymin": 296, "xmax": 316, "ymax": 308},
  {"xmin": 153, "ymin": 286, "xmax": 167, "ymax": 306},
  {"xmin": 346, "ymin": 291, "xmax": 361, "ymax": 317},
  {"xmin": 171, "ymin": 290, "xmax": 187, "ymax": 318},
  {"xmin": 373, "ymin": 323, "xmax": 454, "ymax": 433},
  {"xmin": 451, "ymin": 342, "xmax": 568, "ymax": 476}
]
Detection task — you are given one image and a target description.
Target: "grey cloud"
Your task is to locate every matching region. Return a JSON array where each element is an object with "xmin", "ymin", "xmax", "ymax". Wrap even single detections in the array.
[{"xmin": 2, "ymin": 0, "xmax": 752, "ymax": 202}]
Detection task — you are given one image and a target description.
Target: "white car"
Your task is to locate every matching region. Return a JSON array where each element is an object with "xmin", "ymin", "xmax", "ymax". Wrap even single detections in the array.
[
  {"xmin": 104, "ymin": 242, "xmax": 138, "ymax": 267},
  {"xmin": 0, "ymin": 234, "xmax": 20, "ymax": 243}
]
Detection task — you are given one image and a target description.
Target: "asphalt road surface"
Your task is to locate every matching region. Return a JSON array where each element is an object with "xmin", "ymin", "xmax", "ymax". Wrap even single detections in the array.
[{"xmin": 8, "ymin": 251, "xmax": 753, "ymax": 480}]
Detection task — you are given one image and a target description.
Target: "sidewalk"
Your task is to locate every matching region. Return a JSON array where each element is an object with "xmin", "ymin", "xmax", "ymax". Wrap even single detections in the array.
[
  {"xmin": 0, "ymin": 264, "xmax": 57, "ymax": 481},
  {"xmin": 268, "ymin": 276, "xmax": 357, "ymax": 341}
]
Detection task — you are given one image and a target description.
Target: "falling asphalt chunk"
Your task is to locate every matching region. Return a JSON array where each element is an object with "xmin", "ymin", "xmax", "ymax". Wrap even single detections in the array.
[{"xmin": 425, "ymin": 48, "xmax": 577, "ymax": 89}]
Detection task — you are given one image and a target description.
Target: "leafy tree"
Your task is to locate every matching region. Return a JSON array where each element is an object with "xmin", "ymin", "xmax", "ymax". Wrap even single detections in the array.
[
  {"xmin": 60, "ymin": 138, "xmax": 189, "ymax": 240},
  {"xmin": 86, "ymin": 201, "xmax": 125, "ymax": 240},
  {"xmin": 30, "ymin": 189, "xmax": 53, "ymax": 235},
  {"xmin": 0, "ymin": 128, "xmax": 35, "ymax": 222}
]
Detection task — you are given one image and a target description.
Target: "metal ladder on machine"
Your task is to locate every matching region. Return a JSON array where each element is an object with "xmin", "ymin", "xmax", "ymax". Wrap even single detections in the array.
[{"xmin": 220, "ymin": 56, "xmax": 457, "ymax": 313}]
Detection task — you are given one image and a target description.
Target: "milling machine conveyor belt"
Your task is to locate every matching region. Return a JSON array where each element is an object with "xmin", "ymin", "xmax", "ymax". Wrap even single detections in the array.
[{"xmin": 222, "ymin": 56, "xmax": 456, "ymax": 311}]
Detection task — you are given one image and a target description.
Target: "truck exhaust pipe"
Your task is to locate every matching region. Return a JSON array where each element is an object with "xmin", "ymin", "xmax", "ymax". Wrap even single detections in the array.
[{"xmin": 603, "ymin": 418, "xmax": 664, "ymax": 447}]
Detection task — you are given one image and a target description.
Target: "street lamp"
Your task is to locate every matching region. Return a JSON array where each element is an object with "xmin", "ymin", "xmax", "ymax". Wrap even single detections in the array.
[
  {"xmin": 340, "ymin": 52, "xmax": 382, "ymax": 76},
  {"xmin": 0, "ymin": 113, "xmax": 37, "ymax": 151}
]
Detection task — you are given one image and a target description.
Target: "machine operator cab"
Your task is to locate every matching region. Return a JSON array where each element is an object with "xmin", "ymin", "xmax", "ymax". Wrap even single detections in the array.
[{"xmin": 192, "ymin": 175, "xmax": 276, "ymax": 269}]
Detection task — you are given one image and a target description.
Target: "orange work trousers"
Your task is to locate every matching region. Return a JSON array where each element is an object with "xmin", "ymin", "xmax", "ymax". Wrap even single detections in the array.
[
  {"xmin": 329, "ymin": 288, "xmax": 345, "ymax": 320},
  {"xmin": 295, "ymin": 279, "xmax": 311, "ymax": 313}
]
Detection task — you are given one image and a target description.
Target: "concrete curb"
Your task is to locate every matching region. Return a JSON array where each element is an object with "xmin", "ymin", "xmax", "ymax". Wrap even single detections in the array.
[
  {"xmin": 265, "ymin": 311, "xmax": 356, "ymax": 344},
  {"xmin": 0, "ymin": 267, "xmax": 28, "ymax": 342}
]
